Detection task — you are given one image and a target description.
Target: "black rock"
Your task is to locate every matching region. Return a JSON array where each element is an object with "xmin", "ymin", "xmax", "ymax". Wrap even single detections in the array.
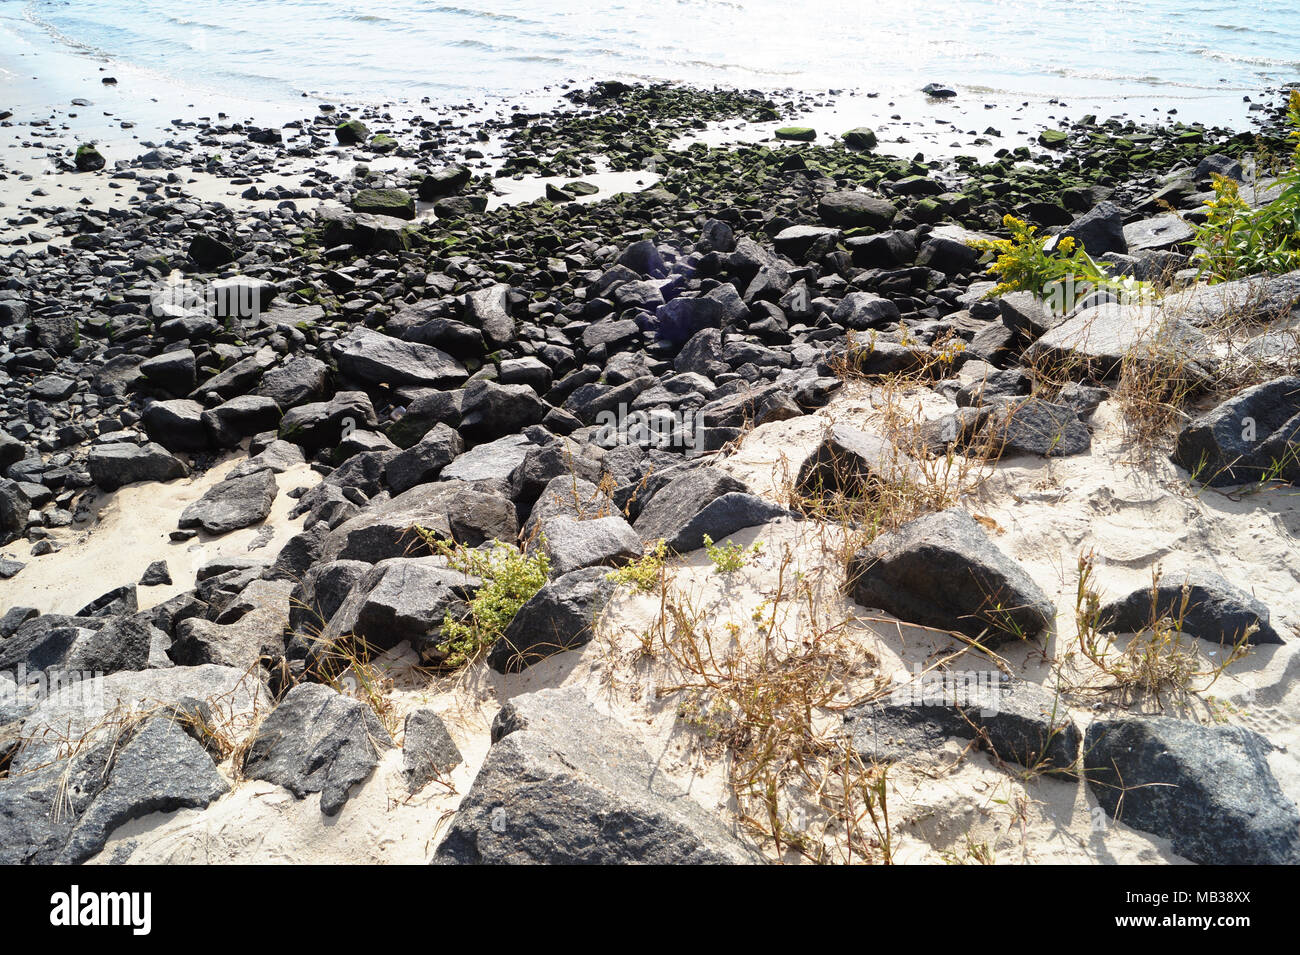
[
  {"xmin": 983, "ymin": 398, "xmax": 1092, "ymax": 458},
  {"xmin": 796, "ymin": 424, "xmax": 922, "ymax": 501},
  {"xmin": 847, "ymin": 508, "xmax": 1055, "ymax": 644},
  {"xmin": 242, "ymin": 682, "xmax": 392, "ymax": 816},
  {"xmin": 140, "ymin": 560, "xmax": 172, "ymax": 587},
  {"xmin": 1084, "ymin": 716, "xmax": 1300, "ymax": 865},
  {"xmin": 1060, "ymin": 201, "xmax": 1128, "ymax": 257},
  {"xmin": 433, "ymin": 687, "xmax": 757, "ymax": 863},
  {"xmin": 1172, "ymin": 376, "xmax": 1300, "ymax": 486},
  {"xmin": 58, "ymin": 717, "xmax": 229, "ymax": 864},
  {"xmin": 384, "ymin": 422, "xmax": 463, "ymax": 494},
  {"xmin": 487, "ymin": 567, "xmax": 616, "ymax": 674},
  {"xmin": 1098, "ymin": 568, "xmax": 1282, "ymax": 645}
]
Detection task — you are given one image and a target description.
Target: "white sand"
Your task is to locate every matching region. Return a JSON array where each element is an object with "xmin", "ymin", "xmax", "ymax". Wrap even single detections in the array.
[{"xmin": 1, "ymin": 454, "xmax": 320, "ymax": 616}]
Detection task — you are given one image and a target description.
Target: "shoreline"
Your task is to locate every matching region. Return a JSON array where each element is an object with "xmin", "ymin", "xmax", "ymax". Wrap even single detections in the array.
[{"xmin": 1, "ymin": 63, "xmax": 1299, "ymax": 866}]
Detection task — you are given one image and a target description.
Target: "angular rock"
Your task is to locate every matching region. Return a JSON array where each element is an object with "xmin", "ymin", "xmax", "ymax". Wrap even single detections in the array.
[
  {"xmin": 178, "ymin": 468, "xmax": 277, "ymax": 535},
  {"xmin": 86, "ymin": 442, "xmax": 188, "ymax": 491},
  {"xmin": 333, "ymin": 326, "xmax": 467, "ymax": 389},
  {"xmin": 243, "ymin": 683, "xmax": 392, "ymax": 816},
  {"xmin": 1172, "ymin": 376, "xmax": 1300, "ymax": 486},
  {"xmin": 796, "ymin": 425, "xmax": 923, "ymax": 500},
  {"xmin": 847, "ymin": 508, "xmax": 1055, "ymax": 644},
  {"xmin": 539, "ymin": 514, "xmax": 641, "ymax": 576},
  {"xmin": 487, "ymin": 567, "xmax": 615, "ymax": 674},
  {"xmin": 402, "ymin": 708, "xmax": 462, "ymax": 792},
  {"xmin": 1084, "ymin": 716, "xmax": 1300, "ymax": 865},
  {"xmin": 983, "ymin": 398, "xmax": 1091, "ymax": 457},
  {"xmin": 844, "ymin": 679, "xmax": 1079, "ymax": 771},
  {"xmin": 384, "ymin": 422, "xmax": 463, "ymax": 494},
  {"xmin": 59, "ymin": 716, "xmax": 229, "ymax": 864},
  {"xmin": 434, "ymin": 687, "xmax": 756, "ymax": 864},
  {"xmin": 1098, "ymin": 569, "xmax": 1282, "ymax": 645}
]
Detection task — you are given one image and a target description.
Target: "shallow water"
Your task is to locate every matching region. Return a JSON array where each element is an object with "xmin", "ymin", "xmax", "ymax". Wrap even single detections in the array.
[{"xmin": 4, "ymin": 0, "xmax": 1300, "ymax": 120}]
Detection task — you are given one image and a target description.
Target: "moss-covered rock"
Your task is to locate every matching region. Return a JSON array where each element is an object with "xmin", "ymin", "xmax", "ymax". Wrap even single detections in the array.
[
  {"xmin": 775, "ymin": 126, "xmax": 816, "ymax": 142},
  {"xmin": 841, "ymin": 127, "xmax": 878, "ymax": 150},
  {"xmin": 351, "ymin": 188, "xmax": 415, "ymax": 220},
  {"xmin": 335, "ymin": 119, "xmax": 370, "ymax": 144},
  {"xmin": 74, "ymin": 144, "xmax": 105, "ymax": 172}
]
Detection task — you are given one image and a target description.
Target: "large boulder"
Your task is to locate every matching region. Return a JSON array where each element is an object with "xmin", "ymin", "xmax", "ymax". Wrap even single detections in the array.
[
  {"xmin": 178, "ymin": 467, "xmax": 277, "ymax": 535},
  {"xmin": 242, "ymin": 683, "xmax": 392, "ymax": 816},
  {"xmin": 463, "ymin": 284, "xmax": 517, "ymax": 350},
  {"xmin": 458, "ymin": 380, "xmax": 550, "ymax": 446},
  {"xmin": 539, "ymin": 514, "xmax": 642, "ymax": 576},
  {"xmin": 982, "ymin": 398, "xmax": 1091, "ymax": 458},
  {"xmin": 142, "ymin": 399, "xmax": 210, "ymax": 452},
  {"xmin": 487, "ymin": 567, "xmax": 616, "ymax": 674},
  {"xmin": 1171, "ymin": 376, "xmax": 1300, "ymax": 486},
  {"xmin": 434, "ymin": 688, "xmax": 758, "ymax": 863},
  {"xmin": 384, "ymin": 422, "xmax": 463, "ymax": 494},
  {"xmin": 847, "ymin": 508, "xmax": 1055, "ymax": 644},
  {"xmin": 1084, "ymin": 716, "xmax": 1300, "ymax": 865},
  {"xmin": 324, "ymin": 557, "xmax": 476, "ymax": 653}
]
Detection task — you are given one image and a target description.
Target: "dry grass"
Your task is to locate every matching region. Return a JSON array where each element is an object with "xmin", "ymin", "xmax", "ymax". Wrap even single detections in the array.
[{"xmin": 1062, "ymin": 551, "xmax": 1251, "ymax": 710}]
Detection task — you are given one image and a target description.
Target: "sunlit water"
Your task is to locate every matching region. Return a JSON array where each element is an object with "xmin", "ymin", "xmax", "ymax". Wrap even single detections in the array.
[{"xmin": 4, "ymin": 0, "xmax": 1300, "ymax": 122}]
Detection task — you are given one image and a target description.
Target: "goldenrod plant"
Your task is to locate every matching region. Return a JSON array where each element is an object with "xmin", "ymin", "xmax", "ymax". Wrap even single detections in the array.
[
  {"xmin": 1193, "ymin": 91, "xmax": 1300, "ymax": 282},
  {"xmin": 969, "ymin": 214, "xmax": 1147, "ymax": 309}
]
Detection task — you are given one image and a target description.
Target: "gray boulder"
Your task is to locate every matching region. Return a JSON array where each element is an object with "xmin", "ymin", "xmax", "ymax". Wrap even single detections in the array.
[
  {"xmin": 434, "ymin": 688, "xmax": 757, "ymax": 864},
  {"xmin": 983, "ymin": 398, "xmax": 1091, "ymax": 457},
  {"xmin": 463, "ymin": 284, "xmax": 517, "ymax": 350},
  {"xmin": 242, "ymin": 682, "xmax": 392, "ymax": 816},
  {"xmin": 384, "ymin": 422, "xmax": 463, "ymax": 494},
  {"xmin": 1084, "ymin": 716, "xmax": 1300, "ymax": 865},
  {"xmin": 333, "ymin": 326, "xmax": 467, "ymax": 389},
  {"xmin": 178, "ymin": 467, "xmax": 277, "ymax": 535},
  {"xmin": 796, "ymin": 425, "xmax": 923, "ymax": 501},
  {"xmin": 1060, "ymin": 201, "xmax": 1128, "ymax": 256},
  {"xmin": 634, "ymin": 467, "xmax": 782, "ymax": 552},
  {"xmin": 847, "ymin": 508, "xmax": 1055, "ymax": 644}
]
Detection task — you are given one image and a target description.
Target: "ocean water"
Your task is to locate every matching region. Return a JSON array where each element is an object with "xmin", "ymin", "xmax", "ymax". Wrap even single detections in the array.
[{"xmin": 4, "ymin": 0, "xmax": 1300, "ymax": 117}]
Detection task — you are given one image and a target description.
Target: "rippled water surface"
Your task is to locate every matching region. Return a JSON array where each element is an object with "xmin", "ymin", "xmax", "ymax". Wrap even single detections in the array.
[{"xmin": 4, "ymin": 0, "xmax": 1300, "ymax": 115}]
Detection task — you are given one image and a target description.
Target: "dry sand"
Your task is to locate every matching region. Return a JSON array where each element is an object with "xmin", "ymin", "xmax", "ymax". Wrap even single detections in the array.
[
  {"xmin": 1, "ymin": 453, "xmax": 320, "ymax": 616},
  {"xmin": 55, "ymin": 377, "xmax": 1297, "ymax": 865}
]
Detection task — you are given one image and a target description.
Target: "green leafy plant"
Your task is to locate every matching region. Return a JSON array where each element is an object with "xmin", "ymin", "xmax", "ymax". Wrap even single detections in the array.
[
  {"xmin": 1192, "ymin": 91, "xmax": 1300, "ymax": 282},
  {"xmin": 608, "ymin": 540, "xmax": 669, "ymax": 593},
  {"xmin": 417, "ymin": 534, "xmax": 550, "ymax": 669},
  {"xmin": 969, "ymin": 214, "xmax": 1147, "ymax": 310},
  {"xmin": 702, "ymin": 534, "xmax": 763, "ymax": 574}
]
